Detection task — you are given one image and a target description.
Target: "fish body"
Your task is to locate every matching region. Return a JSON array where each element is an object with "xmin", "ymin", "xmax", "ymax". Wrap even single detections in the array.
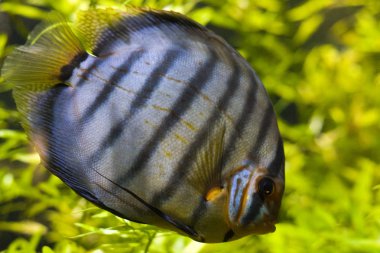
[{"xmin": 2, "ymin": 8, "xmax": 285, "ymax": 242}]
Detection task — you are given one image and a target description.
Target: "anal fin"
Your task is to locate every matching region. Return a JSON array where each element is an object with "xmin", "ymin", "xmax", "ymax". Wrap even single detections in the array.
[{"xmin": 92, "ymin": 169, "xmax": 203, "ymax": 241}]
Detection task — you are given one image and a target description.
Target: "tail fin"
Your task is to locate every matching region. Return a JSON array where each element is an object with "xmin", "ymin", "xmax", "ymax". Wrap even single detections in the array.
[
  {"xmin": 2, "ymin": 13, "xmax": 86, "ymax": 91},
  {"xmin": 1, "ymin": 13, "xmax": 87, "ymax": 133}
]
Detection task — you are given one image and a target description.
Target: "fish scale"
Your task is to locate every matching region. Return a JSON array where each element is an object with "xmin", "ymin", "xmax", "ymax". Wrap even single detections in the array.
[
  {"xmin": 71, "ymin": 46, "xmax": 220, "ymax": 212},
  {"xmin": 76, "ymin": 48, "xmax": 220, "ymax": 183},
  {"xmin": 1, "ymin": 7, "xmax": 285, "ymax": 243}
]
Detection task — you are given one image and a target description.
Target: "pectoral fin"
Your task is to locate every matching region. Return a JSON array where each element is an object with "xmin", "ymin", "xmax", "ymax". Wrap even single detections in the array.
[{"xmin": 187, "ymin": 120, "xmax": 226, "ymax": 199}]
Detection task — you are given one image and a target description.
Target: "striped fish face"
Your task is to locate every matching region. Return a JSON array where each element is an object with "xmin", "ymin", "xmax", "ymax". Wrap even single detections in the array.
[
  {"xmin": 2, "ymin": 8, "xmax": 285, "ymax": 243},
  {"xmin": 225, "ymin": 159, "xmax": 285, "ymax": 239}
]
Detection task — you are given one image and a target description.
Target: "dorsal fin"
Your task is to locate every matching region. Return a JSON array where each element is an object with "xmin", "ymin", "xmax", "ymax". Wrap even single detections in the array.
[
  {"xmin": 74, "ymin": 8, "xmax": 125, "ymax": 54},
  {"xmin": 74, "ymin": 7, "xmax": 233, "ymax": 60},
  {"xmin": 2, "ymin": 7, "xmax": 234, "ymax": 92}
]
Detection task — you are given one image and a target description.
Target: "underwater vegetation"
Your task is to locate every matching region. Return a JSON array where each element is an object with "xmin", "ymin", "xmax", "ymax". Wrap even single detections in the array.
[{"xmin": 0, "ymin": 0, "xmax": 379, "ymax": 252}]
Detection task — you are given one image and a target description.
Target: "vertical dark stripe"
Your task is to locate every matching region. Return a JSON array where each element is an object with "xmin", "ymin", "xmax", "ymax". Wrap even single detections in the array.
[
  {"xmin": 240, "ymin": 193, "xmax": 263, "ymax": 225},
  {"xmin": 76, "ymin": 59, "xmax": 100, "ymax": 87},
  {"xmin": 59, "ymin": 52, "xmax": 88, "ymax": 82},
  {"xmin": 151, "ymin": 67, "xmax": 257, "ymax": 208},
  {"xmin": 189, "ymin": 198, "xmax": 207, "ymax": 227},
  {"xmin": 92, "ymin": 28, "xmax": 121, "ymax": 56},
  {"xmin": 186, "ymin": 59, "xmax": 242, "ymax": 225},
  {"xmin": 33, "ymin": 87, "xmax": 123, "ymax": 209},
  {"xmin": 221, "ymin": 70, "xmax": 260, "ymax": 166},
  {"xmin": 36, "ymin": 86, "xmax": 77, "ymax": 181},
  {"xmin": 127, "ymin": 48, "xmax": 180, "ymax": 115},
  {"xmin": 247, "ymin": 105, "xmax": 275, "ymax": 160},
  {"xmin": 35, "ymin": 86, "xmax": 117, "ymax": 206},
  {"xmin": 150, "ymin": 61, "xmax": 243, "ymax": 210},
  {"xmin": 246, "ymin": 103, "xmax": 284, "ymax": 176},
  {"xmin": 36, "ymin": 86, "xmax": 98, "ymax": 201},
  {"xmin": 87, "ymin": 115, "xmax": 126, "ymax": 164},
  {"xmin": 79, "ymin": 50, "xmax": 144, "ymax": 124},
  {"xmin": 190, "ymin": 74, "xmax": 283, "ymax": 227},
  {"xmin": 86, "ymin": 48, "xmax": 181, "ymax": 164},
  {"xmin": 119, "ymin": 51, "xmax": 218, "ymax": 182},
  {"xmin": 34, "ymin": 85, "xmax": 65, "ymax": 171},
  {"xmin": 267, "ymin": 138, "xmax": 285, "ymax": 176}
]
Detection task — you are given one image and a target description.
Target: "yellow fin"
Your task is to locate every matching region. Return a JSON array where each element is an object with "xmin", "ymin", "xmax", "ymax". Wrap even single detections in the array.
[
  {"xmin": 1, "ymin": 12, "xmax": 88, "ymax": 135},
  {"xmin": 187, "ymin": 120, "xmax": 226, "ymax": 196},
  {"xmin": 2, "ymin": 12, "xmax": 85, "ymax": 92},
  {"xmin": 72, "ymin": 7, "xmax": 218, "ymax": 55},
  {"xmin": 205, "ymin": 187, "xmax": 224, "ymax": 201},
  {"xmin": 74, "ymin": 8, "xmax": 126, "ymax": 54}
]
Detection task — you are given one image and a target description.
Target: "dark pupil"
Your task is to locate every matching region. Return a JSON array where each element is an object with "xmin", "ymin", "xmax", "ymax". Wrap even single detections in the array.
[{"xmin": 259, "ymin": 178, "xmax": 274, "ymax": 196}]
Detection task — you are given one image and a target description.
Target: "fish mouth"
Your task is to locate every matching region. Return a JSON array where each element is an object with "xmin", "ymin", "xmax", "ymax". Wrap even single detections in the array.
[
  {"xmin": 251, "ymin": 214, "xmax": 277, "ymax": 234},
  {"xmin": 229, "ymin": 217, "xmax": 277, "ymax": 238},
  {"xmin": 247, "ymin": 221, "xmax": 276, "ymax": 235},
  {"xmin": 258, "ymin": 220, "xmax": 276, "ymax": 233},
  {"xmin": 223, "ymin": 225, "xmax": 275, "ymax": 242}
]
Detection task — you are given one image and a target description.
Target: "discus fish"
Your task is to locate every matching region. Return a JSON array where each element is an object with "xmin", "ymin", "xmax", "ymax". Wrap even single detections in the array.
[{"xmin": 1, "ymin": 8, "xmax": 285, "ymax": 242}]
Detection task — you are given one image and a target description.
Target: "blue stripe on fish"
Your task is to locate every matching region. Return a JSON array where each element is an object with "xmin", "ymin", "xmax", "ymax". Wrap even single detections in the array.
[{"xmin": 240, "ymin": 193, "xmax": 263, "ymax": 225}]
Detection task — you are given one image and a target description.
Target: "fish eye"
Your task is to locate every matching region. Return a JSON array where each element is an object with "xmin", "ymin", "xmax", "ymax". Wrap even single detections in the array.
[{"xmin": 258, "ymin": 177, "xmax": 275, "ymax": 198}]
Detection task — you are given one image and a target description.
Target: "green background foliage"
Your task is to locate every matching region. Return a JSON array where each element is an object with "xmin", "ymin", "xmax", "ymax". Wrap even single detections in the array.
[{"xmin": 0, "ymin": 0, "xmax": 379, "ymax": 252}]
